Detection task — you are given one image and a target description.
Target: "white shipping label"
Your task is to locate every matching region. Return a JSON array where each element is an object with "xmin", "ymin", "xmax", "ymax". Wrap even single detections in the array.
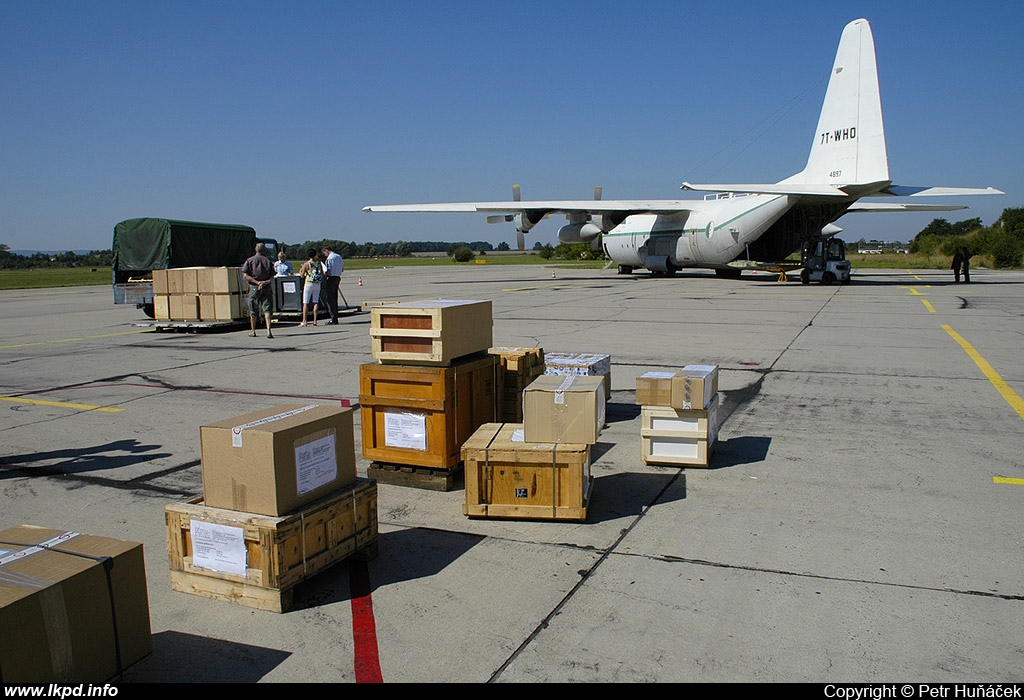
[
  {"xmin": 641, "ymin": 371, "xmax": 676, "ymax": 379},
  {"xmin": 190, "ymin": 520, "xmax": 247, "ymax": 577},
  {"xmin": 283, "ymin": 281, "xmax": 297, "ymax": 293},
  {"xmin": 294, "ymin": 429, "xmax": 338, "ymax": 496},
  {"xmin": 510, "ymin": 429, "xmax": 525, "ymax": 442},
  {"xmin": 384, "ymin": 412, "xmax": 427, "ymax": 451}
]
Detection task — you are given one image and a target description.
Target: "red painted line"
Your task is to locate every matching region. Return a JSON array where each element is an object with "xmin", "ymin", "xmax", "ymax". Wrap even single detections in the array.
[{"xmin": 349, "ymin": 559, "xmax": 383, "ymax": 683}]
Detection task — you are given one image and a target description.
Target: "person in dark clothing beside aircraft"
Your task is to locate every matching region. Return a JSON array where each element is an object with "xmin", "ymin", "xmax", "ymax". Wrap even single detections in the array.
[{"xmin": 952, "ymin": 250, "xmax": 971, "ymax": 284}]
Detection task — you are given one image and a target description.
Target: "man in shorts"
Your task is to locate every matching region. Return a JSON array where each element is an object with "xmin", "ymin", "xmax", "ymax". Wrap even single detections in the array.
[{"xmin": 241, "ymin": 242, "xmax": 276, "ymax": 338}]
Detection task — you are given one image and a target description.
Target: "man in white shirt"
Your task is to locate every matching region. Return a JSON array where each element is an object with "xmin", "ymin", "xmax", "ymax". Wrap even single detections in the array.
[{"xmin": 320, "ymin": 245, "xmax": 344, "ymax": 324}]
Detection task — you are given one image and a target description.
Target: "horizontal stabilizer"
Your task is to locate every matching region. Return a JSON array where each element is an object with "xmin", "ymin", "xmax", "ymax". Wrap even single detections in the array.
[{"xmin": 879, "ymin": 185, "xmax": 1005, "ymax": 197}]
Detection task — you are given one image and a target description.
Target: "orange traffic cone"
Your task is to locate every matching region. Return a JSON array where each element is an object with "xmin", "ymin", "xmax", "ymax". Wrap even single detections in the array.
[{"xmin": 358, "ymin": 277, "xmax": 363, "ymax": 287}]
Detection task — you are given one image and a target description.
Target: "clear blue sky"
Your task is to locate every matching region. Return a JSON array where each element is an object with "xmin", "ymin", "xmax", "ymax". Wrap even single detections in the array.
[{"xmin": 2, "ymin": 0, "xmax": 1020, "ymax": 252}]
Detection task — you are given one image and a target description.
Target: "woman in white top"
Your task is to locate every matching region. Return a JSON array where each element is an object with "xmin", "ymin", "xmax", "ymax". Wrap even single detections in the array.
[
  {"xmin": 274, "ymin": 251, "xmax": 294, "ymax": 276},
  {"xmin": 297, "ymin": 249, "xmax": 325, "ymax": 326}
]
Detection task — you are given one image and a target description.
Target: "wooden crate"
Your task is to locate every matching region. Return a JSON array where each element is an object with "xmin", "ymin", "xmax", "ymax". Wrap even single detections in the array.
[
  {"xmin": 370, "ymin": 299, "xmax": 492, "ymax": 365},
  {"xmin": 489, "ymin": 347, "xmax": 545, "ymax": 422},
  {"xmin": 165, "ymin": 478, "xmax": 378, "ymax": 613},
  {"xmin": 462, "ymin": 423, "xmax": 592, "ymax": 521},
  {"xmin": 367, "ymin": 461, "xmax": 462, "ymax": 492},
  {"xmin": 360, "ymin": 353, "xmax": 497, "ymax": 470},
  {"xmin": 640, "ymin": 399, "xmax": 719, "ymax": 467}
]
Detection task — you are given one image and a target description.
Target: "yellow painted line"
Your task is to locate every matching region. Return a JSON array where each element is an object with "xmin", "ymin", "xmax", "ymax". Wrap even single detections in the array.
[
  {"xmin": 993, "ymin": 476, "xmax": 1024, "ymax": 486},
  {"xmin": 942, "ymin": 324, "xmax": 1024, "ymax": 420},
  {"xmin": 0, "ymin": 395, "xmax": 124, "ymax": 413},
  {"xmin": 921, "ymin": 299, "xmax": 936, "ymax": 313},
  {"xmin": 907, "ymin": 287, "xmax": 922, "ymax": 296},
  {"xmin": 0, "ymin": 329, "xmax": 149, "ymax": 350}
]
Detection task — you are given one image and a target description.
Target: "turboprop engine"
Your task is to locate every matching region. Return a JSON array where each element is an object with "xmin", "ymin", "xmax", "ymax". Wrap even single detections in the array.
[{"xmin": 557, "ymin": 222, "xmax": 603, "ymax": 243}]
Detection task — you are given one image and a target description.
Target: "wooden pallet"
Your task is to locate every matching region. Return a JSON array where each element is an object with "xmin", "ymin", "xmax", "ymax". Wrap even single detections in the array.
[
  {"xmin": 165, "ymin": 478, "xmax": 378, "ymax": 612},
  {"xmin": 367, "ymin": 461, "xmax": 463, "ymax": 492}
]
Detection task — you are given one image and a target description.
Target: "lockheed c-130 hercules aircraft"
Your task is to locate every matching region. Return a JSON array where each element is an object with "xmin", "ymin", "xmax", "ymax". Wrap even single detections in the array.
[{"xmin": 363, "ymin": 18, "xmax": 1002, "ymax": 279}]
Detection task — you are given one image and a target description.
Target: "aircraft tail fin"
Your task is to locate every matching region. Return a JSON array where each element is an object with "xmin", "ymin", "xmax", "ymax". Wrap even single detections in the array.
[{"xmin": 783, "ymin": 18, "xmax": 889, "ymax": 188}]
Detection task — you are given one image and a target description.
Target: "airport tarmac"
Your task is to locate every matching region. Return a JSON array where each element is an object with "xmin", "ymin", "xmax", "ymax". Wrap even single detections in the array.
[{"xmin": 1, "ymin": 263, "xmax": 1022, "ymax": 684}]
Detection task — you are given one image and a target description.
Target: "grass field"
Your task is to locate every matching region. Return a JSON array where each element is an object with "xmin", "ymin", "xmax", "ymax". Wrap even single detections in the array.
[{"xmin": 0, "ymin": 252, "xmax": 992, "ymax": 291}]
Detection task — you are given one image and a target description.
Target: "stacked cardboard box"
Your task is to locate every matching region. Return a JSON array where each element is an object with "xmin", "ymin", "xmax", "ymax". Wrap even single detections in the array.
[
  {"xmin": 0, "ymin": 525, "xmax": 152, "ymax": 682},
  {"xmin": 362, "ymin": 300, "xmax": 498, "ymax": 488},
  {"xmin": 636, "ymin": 364, "xmax": 721, "ymax": 467},
  {"xmin": 522, "ymin": 374, "xmax": 606, "ymax": 445},
  {"xmin": 488, "ymin": 346, "xmax": 545, "ymax": 422},
  {"xmin": 166, "ymin": 404, "xmax": 378, "ymax": 611},
  {"xmin": 153, "ymin": 266, "xmax": 247, "ymax": 321},
  {"xmin": 543, "ymin": 351, "xmax": 612, "ymax": 399}
]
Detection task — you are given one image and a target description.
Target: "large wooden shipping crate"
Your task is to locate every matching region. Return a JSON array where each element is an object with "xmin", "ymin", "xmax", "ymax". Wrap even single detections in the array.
[
  {"xmin": 0, "ymin": 525, "xmax": 152, "ymax": 683},
  {"xmin": 360, "ymin": 353, "xmax": 497, "ymax": 469},
  {"xmin": 640, "ymin": 397, "xmax": 719, "ymax": 467},
  {"xmin": 370, "ymin": 299, "xmax": 493, "ymax": 365},
  {"xmin": 488, "ymin": 346, "xmax": 545, "ymax": 422},
  {"xmin": 165, "ymin": 478, "xmax": 378, "ymax": 613},
  {"xmin": 462, "ymin": 423, "xmax": 592, "ymax": 521}
]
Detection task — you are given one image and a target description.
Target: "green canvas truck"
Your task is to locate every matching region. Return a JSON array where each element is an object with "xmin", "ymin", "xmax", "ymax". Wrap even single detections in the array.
[{"xmin": 111, "ymin": 218, "xmax": 277, "ymax": 318}]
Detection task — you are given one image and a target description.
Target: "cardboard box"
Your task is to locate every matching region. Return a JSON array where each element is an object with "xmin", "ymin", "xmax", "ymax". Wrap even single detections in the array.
[
  {"xmin": 672, "ymin": 364, "xmax": 719, "ymax": 410},
  {"xmin": 197, "ymin": 266, "xmax": 243, "ymax": 294},
  {"xmin": 636, "ymin": 365, "xmax": 720, "ymax": 409},
  {"xmin": 640, "ymin": 397, "xmax": 719, "ymax": 467},
  {"xmin": 462, "ymin": 423, "xmax": 591, "ymax": 521},
  {"xmin": 370, "ymin": 299, "xmax": 493, "ymax": 365},
  {"xmin": 635, "ymin": 370, "xmax": 677, "ymax": 406},
  {"xmin": 359, "ymin": 354, "xmax": 497, "ymax": 469},
  {"xmin": 200, "ymin": 404, "xmax": 357, "ymax": 516},
  {"xmin": 523, "ymin": 374, "xmax": 605, "ymax": 444},
  {"xmin": 543, "ymin": 351, "xmax": 612, "ymax": 399},
  {"xmin": 152, "ymin": 268, "xmax": 169, "ymax": 295},
  {"xmin": 0, "ymin": 525, "xmax": 152, "ymax": 683},
  {"xmin": 153, "ymin": 294, "xmax": 170, "ymax": 320},
  {"xmin": 166, "ymin": 478, "xmax": 378, "ymax": 612}
]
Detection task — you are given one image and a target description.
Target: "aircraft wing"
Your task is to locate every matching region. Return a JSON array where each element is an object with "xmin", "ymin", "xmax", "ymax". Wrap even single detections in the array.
[
  {"xmin": 363, "ymin": 200, "xmax": 694, "ymax": 216},
  {"xmin": 845, "ymin": 202, "xmax": 970, "ymax": 213}
]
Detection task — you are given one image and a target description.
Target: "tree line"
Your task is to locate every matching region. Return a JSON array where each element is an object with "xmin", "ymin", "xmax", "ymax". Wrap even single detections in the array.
[{"xmin": 908, "ymin": 206, "xmax": 1024, "ymax": 267}]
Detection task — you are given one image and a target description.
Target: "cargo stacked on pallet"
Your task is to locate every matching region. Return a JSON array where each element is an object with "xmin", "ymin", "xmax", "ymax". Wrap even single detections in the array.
[
  {"xmin": 636, "ymin": 364, "xmax": 721, "ymax": 467},
  {"xmin": 461, "ymin": 361, "xmax": 606, "ymax": 522},
  {"xmin": 488, "ymin": 346, "xmax": 545, "ymax": 422},
  {"xmin": 153, "ymin": 266, "xmax": 247, "ymax": 321},
  {"xmin": 361, "ymin": 300, "xmax": 498, "ymax": 490},
  {"xmin": 165, "ymin": 404, "xmax": 378, "ymax": 612}
]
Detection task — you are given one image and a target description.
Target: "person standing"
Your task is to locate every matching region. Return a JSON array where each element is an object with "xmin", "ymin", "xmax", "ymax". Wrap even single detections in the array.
[
  {"xmin": 961, "ymin": 253, "xmax": 971, "ymax": 283},
  {"xmin": 951, "ymin": 251, "xmax": 965, "ymax": 283},
  {"xmin": 320, "ymin": 245, "xmax": 344, "ymax": 324},
  {"xmin": 241, "ymin": 242, "xmax": 276, "ymax": 338},
  {"xmin": 274, "ymin": 251, "xmax": 294, "ymax": 276},
  {"xmin": 297, "ymin": 248, "xmax": 325, "ymax": 327}
]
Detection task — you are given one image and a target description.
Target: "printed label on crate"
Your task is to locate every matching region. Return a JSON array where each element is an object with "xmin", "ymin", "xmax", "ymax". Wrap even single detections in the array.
[
  {"xmin": 231, "ymin": 404, "xmax": 319, "ymax": 448},
  {"xmin": 283, "ymin": 281, "xmax": 297, "ymax": 293},
  {"xmin": 294, "ymin": 428, "xmax": 338, "ymax": 496},
  {"xmin": 511, "ymin": 429, "xmax": 525, "ymax": 442},
  {"xmin": 190, "ymin": 520, "xmax": 247, "ymax": 577},
  {"xmin": 640, "ymin": 371, "xmax": 676, "ymax": 379},
  {"xmin": 384, "ymin": 411, "xmax": 427, "ymax": 451}
]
